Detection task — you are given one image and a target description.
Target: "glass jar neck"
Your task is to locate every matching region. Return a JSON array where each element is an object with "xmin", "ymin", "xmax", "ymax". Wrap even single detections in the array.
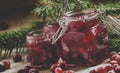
[{"xmin": 63, "ymin": 9, "xmax": 98, "ymax": 22}]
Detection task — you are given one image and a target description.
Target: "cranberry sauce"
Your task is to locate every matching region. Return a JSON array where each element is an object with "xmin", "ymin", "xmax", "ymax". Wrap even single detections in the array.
[
  {"xmin": 26, "ymin": 10, "xmax": 109, "ymax": 67},
  {"xmin": 58, "ymin": 10, "xmax": 109, "ymax": 66},
  {"xmin": 26, "ymin": 30, "xmax": 58, "ymax": 66}
]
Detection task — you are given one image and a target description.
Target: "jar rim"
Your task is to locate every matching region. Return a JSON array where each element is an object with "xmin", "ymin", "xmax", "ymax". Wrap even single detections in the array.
[{"xmin": 64, "ymin": 9, "xmax": 96, "ymax": 17}]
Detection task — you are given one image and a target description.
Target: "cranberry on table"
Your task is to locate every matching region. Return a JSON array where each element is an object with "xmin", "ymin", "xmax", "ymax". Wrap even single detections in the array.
[
  {"xmin": 3, "ymin": 60, "xmax": 11, "ymax": 69},
  {"xmin": 89, "ymin": 69, "xmax": 98, "ymax": 73},
  {"xmin": 105, "ymin": 64, "xmax": 112, "ymax": 72},
  {"xmin": 114, "ymin": 66, "xmax": 120, "ymax": 73},
  {"xmin": 13, "ymin": 54, "xmax": 22, "ymax": 62},
  {"xmin": 110, "ymin": 54, "xmax": 120, "ymax": 61},
  {"xmin": 97, "ymin": 67, "xmax": 107, "ymax": 73},
  {"xmin": 112, "ymin": 64, "xmax": 119, "ymax": 70},
  {"xmin": 110, "ymin": 60, "xmax": 118, "ymax": 65},
  {"xmin": 54, "ymin": 67, "xmax": 63, "ymax": 73},
  {"xmin": 50, "ymin": 64, "xmax": 59, "ymax": 73}
]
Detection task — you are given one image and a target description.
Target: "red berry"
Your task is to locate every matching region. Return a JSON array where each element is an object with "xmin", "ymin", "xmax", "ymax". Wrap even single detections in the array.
[
  {"xmin": 50, "ymin": 64, "xmax": 59, "ymax": 73},
  {"xmin": 114, "ymin": 66, "xmax": 120, "ymax": 73},
  {"xmin": 29, "ymin": 68, "xmax": 39, "ymax": 73},
  {"xmin": 97, "ymin": 67, "xmax": 107, "ymax": 73},
  {"xmin": 17, "ymin": 69, "xmax": 25, "ymax": 73},
  {"xmin": 0, "ymin": 62, "xmax": 6, "ymax": 72},
  {"xmin": 110, "ymin": 60, "xmax": 118, "ymax": 65},
  {"xmin": 105, "ymin": 64, "xmax": 112, "ymax": 72},
  {"xmin": 13, "ymin": 54, "xmax": 22, "ymax": 62},
  {"xmin": 66, "ymin": 70, "xmax": 75, "ymax": 73},
  {"xmin": 55, "ymin": 67, "xmax": 63, "ymax": 73},
  {"xmin": 112, "ymin": 64, "xmax": 119, "ymax": 70},
  {"xmin": 110, "ymin": 54, "xmax": 119, "ymax": 61},
  {"xmin": 3, "ymin": 60, "xmax": 10, "ymax": 69}
]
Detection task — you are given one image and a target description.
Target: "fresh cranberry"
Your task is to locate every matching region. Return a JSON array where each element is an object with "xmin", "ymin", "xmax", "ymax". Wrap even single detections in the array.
[
  {"xmin": 0, "ymin": 62, "xmax": 6, "ymax": 72},
  {"xmin": 105, "ymin": 64, "xmax": 112, "ymax": 72},
  {"xmin": 65, "ymin": 70, "xmax": 75, "ymax": 73},
  {"xmin": 17, "ymin": 69, "xmax": 25, "ymax": 73},
  {"xmin": 55, "ymin": 67, "xmax": 63, "ymax": 73},
  {"xmin": 112, "ymin": 64, "xmax": 119, "ymax": 70},
  {"xmin": 89, "ymin": 69, "xmax": 98, "ymax": 73},
  {"xmin": 50, "ymin": 64, "xmax": 59, "ymax": 73},
  {"xmin": 110, "ymin": 60, "xmax": 118, "ymax": 65},
  {"xmin": 13, "ymin": 54, "xmax": 22, "ymax": 62},
  {"xmin": 110, "ymin": 54, "xmax": 120, "ymax": 61},
  {"xmin": 114, "ymin": 66, "xmax": 120, "ymax": 73},
  {"xmin": 29, "ymin": 68, "xmax": 39, "ymax": 73},
  {"xmin": 97, "ymin": 67, "xmax": 107, "ymax": 73},
  {"xmin": 3, "ymin": 60, "xmax": 10, "ymax": 69}
]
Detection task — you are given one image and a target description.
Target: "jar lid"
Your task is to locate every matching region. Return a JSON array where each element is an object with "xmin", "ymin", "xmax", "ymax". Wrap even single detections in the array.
[
  {"xmin": 64, "ymin": 9, "xmax": 95, "ymax": 16},
  {"xmin": 64, "ymin": 9, "xmax": 100, "ymax": 22}
]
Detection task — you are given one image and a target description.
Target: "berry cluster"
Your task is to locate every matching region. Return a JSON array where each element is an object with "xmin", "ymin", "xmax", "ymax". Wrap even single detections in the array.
[
  {"xmin": 17, "ymin": 61, "xmax": 75, "ymax": 73},
  {"xmin": 90, "ymin": 51, "xmax": 120, "ymax": 73},
  {"xmin": 0, "ymin": 60, "xmax": 10, "ymax": 72},
  {"xmin": 17, "ymin": 65, "xmax": 39, "ymax": 73},
  {"xmin": 50, "ymin": 62, "xmax": 75, "ymax": 73},
  {"xmin": 50, "ymin": 66, "xmax": 75, "ymax": 73},
  {"xmin": 0, "ymin": 54, "xmax": 22, "ymax": 72}
]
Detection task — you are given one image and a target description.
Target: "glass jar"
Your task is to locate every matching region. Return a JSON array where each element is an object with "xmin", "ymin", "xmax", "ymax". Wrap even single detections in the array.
[
  {"xmin": 56, "ymin": 10, "xmax": 109, "ymax": 66},
  {"xmin": 26, "ymin": 30, "xmax": 58, "ymax": 67}
]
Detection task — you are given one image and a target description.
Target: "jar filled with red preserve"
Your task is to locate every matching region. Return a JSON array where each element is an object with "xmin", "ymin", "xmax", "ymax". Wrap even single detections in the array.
[
  {"xmin": 26, "ymin": 29, "xmax": 59, "ymax": 67},
  {"xmin": 53, "ymin": 9, "xmax": 109, "ymax": 66}
]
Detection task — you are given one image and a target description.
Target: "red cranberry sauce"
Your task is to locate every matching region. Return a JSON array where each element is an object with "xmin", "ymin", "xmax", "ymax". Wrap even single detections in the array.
[
  {"xmin": 59, "ymin": 10, "xmax": 109, "ymax": 66},
  {"xmin": 26, "ymin": 10, "xmax": 109, "ymax": 67},
  {"xmin": 26, "ymin": 30, "xmax": 59, "ymax": 66}
]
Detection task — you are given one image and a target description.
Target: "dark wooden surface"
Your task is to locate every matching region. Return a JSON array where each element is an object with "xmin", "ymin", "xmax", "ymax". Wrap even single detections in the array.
[{"xmin": 1, "ymin": 56, "xmax": 109, "ymax": 73}]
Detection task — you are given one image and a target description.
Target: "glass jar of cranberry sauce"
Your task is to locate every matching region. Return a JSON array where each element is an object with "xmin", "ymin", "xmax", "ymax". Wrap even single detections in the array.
[
  {"xmin": 26, "ymin": 30, "xmax": 58, "ymax": 66},
  {"xmin": 57, "ymin": 10, "xmax": 109, "ymax": 66}
]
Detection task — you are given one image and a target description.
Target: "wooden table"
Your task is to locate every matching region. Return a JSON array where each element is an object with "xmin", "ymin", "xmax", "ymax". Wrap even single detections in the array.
[{"xmin": 1, "ymin": 56, "xmax": 109, "ymax": 73}]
